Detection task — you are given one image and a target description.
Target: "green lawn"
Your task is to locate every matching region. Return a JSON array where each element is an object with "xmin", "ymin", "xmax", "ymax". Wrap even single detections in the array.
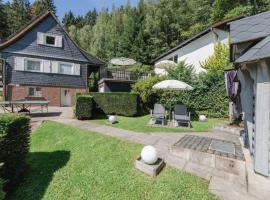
[
  {"xmin": 13, "ymin": 121, "xmax": 217, "ymax": 200},
  {"xmin": 91, "ymin": 115, "xmax": 228, "ymax": 133}
]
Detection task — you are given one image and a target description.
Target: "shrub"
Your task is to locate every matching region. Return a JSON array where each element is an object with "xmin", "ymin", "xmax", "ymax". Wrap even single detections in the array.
[
  {"xmin": 164, "ymin": 69, "xmax": 228, "ymax": 118},
  {"xmin": 200, "ymin": 42, "xmax": 232, "ymax": 70},
  {"xmin": 75, "ymin": 95, "xmax": 94, "ymax": 119},
  {"xmin": 0, "ymin": 114, "xmax": 30, "ymax": 185},
  {"xmin": 166, "ymin": 61, "xmax": 196, "ymax": 84},
  {"xmin": 0, "ymin": 171, "xmax": 4, "ymax": 200},
  {"xmin": 91, "ymin": 92, "xmax": 139, "ymax": 117},
  {"xmin": 132, "ymin": 76, "xmax": 165, "ymax": 111}
]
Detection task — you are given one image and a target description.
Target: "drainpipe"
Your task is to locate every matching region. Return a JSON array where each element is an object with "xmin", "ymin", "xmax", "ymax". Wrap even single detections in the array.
[{"xmin": 211, "ymin": 27, "xmax": 219, "ymax": 41}]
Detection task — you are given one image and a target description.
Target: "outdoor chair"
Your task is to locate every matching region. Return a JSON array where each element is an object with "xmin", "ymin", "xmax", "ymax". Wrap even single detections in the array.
[
  {"xmin": 150, "ymin": 104, "xmax": 167, "ymax": 126},
  {"xmin": 172, "ymin": 105, "xmax": 191, "ymax": 128}
]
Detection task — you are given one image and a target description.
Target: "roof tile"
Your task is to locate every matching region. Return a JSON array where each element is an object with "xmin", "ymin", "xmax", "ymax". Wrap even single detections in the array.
[
  {"xmin": 230, "ymin": 11, "xmax": 270, "ymax": 44},
  {"xmin": 235, "ymin": 36, "xmax": 270, "ymax": 63}
]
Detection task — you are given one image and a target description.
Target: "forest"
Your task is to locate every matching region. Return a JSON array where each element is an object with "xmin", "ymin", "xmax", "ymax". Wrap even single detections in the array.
[{"xmin": 0, "ymin": 0, "xmax": 270, "ymax": 64}]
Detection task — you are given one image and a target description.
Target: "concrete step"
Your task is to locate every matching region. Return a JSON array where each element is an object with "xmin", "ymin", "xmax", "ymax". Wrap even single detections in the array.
[
  {"xmin": 170, "ymin": 144, "xmax": 246, "ymax": 178},
  {"xmin": 213, "ymin": 125, "xmax": 243, "ymax": 135}
]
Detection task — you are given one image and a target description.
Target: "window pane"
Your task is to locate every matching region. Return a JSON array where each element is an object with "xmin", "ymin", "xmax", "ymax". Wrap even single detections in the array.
[
  {"xmin": 173, "ymin": 55, "xmax": 178, "ymax": 63},
  {"xmin": 60, "ymin": 63, "xmax": 73, "ymax": 75},
  {"xmin": 26, "ymin": 60, "xmax": 41, "ymax": 71},
  {"xmin": 28, "ymin": 88, "xmax": 35, "ymax": 96},
  {"xmin": 46, "ymin": 36, "xmax": 55, "ymax": 45},
  {"xmin": 28, "ymin": 87, "xmax": 42, "ymax": 97}
]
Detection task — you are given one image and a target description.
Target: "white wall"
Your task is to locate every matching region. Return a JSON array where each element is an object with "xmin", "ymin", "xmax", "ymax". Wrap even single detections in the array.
[
  {"xmin": 154, "ymin": 67, "xmax": 167, "ymax": 76},
  {"xmin": 155, "ymin": 28, "xmax": 229, "ymax": 74}
]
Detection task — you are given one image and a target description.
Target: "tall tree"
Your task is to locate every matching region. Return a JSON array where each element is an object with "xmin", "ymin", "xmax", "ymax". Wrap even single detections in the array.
[
  {"xmin": 31, "ymin": 0, "xmax": 56, "ymax": 16},
  {"xmin": 0, "ymin": 0, "xmax": 7, "ymax": 39},
  {"xmin": 63, "ymin": 10, "xmax": 76, "ymax": 28},
  {"xmin": 6, "ymin": 0, "xmax": 31, "ymax": 36},
  {"xmin": 84, "ymin": 9, "xmax": 98, "ymax": 26},
  {"xmin": 43, "ymin": 0, "xmax": 56, "ymax": 14},
  {"xmin": 66, "ymin": 0, "xmax": 270, "ymax": 64}
]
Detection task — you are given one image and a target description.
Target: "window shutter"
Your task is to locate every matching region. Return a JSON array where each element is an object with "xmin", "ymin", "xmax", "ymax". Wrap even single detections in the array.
[
  {"xmin": 43, "ymin": 60, "xmax": 51, "ymax": 73},
  {"xmin": 56, "ymin": 35, "xmax": 63, "ymax": 48},
  {"xmin": 37, "ymin": 32, "xmax": 44, "ymax": 45},
  {"xmin": 51, "ymin": 61, "xmax": 59, "ymax": 73},
  {"xmin": 73, "ymin": 64, "xmax": 80, "ymax": 75},
  {"xmin": 14, "ymin": 57, "xmax": 25, "ymax": 71}
]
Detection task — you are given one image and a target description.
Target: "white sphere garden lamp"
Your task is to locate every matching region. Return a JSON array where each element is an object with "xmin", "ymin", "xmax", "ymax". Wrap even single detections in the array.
[
  {"xmin": 199, "ymin": 115, "xmax": 207, "ymax": 122},
  {"xmin": 108, "ymin": 115, "xmax": 117, "ymax": 124},
  {"xmin": 141, "ymin": 145, "xmax": 158, "ymax": 165}
]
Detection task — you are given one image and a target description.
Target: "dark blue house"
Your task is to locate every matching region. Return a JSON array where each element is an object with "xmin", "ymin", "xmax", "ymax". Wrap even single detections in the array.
[{"xmin": 0, "ymin": 11, "xmax": 103, "ymax": 106}]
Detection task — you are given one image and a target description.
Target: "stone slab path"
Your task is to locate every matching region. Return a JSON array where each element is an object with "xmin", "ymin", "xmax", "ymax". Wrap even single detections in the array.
[{"xmin": 48, "ymin": 118, "xmax": 258, "ymax": 200}]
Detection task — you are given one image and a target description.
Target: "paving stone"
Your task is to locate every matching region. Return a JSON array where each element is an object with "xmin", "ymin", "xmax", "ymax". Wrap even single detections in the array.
[{"xmin": 209, "ymin": 176, "xmax": 257, "ymax": 200}]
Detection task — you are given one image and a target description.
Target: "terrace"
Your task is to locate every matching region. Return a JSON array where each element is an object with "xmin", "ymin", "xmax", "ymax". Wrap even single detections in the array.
[
  {"xmin": 100, "ymin": 68, "xmax": 152, "ymax": 81},
  {"xmin": 98, "ymin": 68, "xmax": 152, "ymax": 92}
]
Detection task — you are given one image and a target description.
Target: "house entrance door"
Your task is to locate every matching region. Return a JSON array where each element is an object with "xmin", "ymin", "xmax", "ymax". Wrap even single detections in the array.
[{"xmin": 61, "ymin": 88, "xmax": 71, "ymax": 107}]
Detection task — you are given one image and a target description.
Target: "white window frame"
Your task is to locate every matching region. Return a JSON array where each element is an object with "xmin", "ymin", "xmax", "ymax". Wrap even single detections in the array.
[
  {"xmin": 25, "ymin": 58, "xmax": 42, "ymax": 72},
  {"xmin": 58, "ymin": 62, "xmax": 74, "ymax": 75},
  {"xmin": 44, "ymin": 34, "xmax": 57, "ymax": 47},
  {"xmin": 28, "ymin": 87, "xmax": 42, "ymax": 97}
]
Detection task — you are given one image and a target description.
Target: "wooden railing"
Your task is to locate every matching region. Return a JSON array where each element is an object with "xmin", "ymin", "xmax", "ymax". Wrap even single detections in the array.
[{"xmin": 100, "ymin": 69, "xmax": 152, "ymax": 81}]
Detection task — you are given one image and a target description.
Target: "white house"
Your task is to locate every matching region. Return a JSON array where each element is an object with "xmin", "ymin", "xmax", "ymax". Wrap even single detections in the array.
[{"xmin": 153, "ymin": 17, "xmax": 243, "ymax": 75}]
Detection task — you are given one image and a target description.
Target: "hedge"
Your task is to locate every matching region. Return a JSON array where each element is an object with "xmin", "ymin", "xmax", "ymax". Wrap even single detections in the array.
[
  {"xmin": 75, "ymin": 95, "xmax": 94, "ymax": 120},
  {"xmin": 0, "ymin": 114, "xmax": 30, "ymax": 185},
  {"xmin": 0, "ymin": 175, "xmax": 4, "ymax": 200},
  {"xmin": 0, "ymin": 163, "xmax": 4, "ymax": 200},
  {"xmin": 91, "ymin": 92, "xmax": 139, "ymax": 117}
]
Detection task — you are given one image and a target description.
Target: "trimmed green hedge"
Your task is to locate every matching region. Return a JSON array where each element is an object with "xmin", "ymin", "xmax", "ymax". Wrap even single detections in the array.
[
  {"xmin": 75, "ymin": 95, "xmax": 94, "ymax": 120},
  {"xmin": 91, "ymin": 92, "xmax": 139, "ymax": 117},
  {"xmin": 0, "ymin": 114, "xmax": 30, "ymax": 185},
  {"xmin": 0, "ymin": 175, "xmax": 4, "ymax": 200}
]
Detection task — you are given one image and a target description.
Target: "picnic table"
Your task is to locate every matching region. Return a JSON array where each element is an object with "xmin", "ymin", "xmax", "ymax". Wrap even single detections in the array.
[{"xmin": 0, "ymin": 100, "xmax": 49, "ymax": 114}]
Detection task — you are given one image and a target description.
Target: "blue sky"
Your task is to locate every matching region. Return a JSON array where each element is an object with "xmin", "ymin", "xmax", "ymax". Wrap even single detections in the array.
[{"xmin": 3, "ymin": 0, "xmax": 139, "ymax": 19}]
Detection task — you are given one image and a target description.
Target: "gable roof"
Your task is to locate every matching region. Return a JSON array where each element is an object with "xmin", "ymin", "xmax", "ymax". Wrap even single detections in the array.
[
  {"xmin": 152, "ymin": 16, "xmax": 244, "ymax": 63},
  {"xmin": 0, "ymin": 11, "xmax": 104, "ymax": 65},
  {"xmin": 229, "ymin": 11, "xmax": 270, "ymax": 44},
  {"xmin": 235, "ymin": 36, "xmax": 270, "ymax": 63}
]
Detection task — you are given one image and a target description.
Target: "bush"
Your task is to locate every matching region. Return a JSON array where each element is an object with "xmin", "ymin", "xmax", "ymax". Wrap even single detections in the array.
[
  {"xmin": 0, "ymin": 114, "xmax": 30, "ymax": 185},
  {"xmin": 91, "ymin": 92, "xmax": 139, "ymax": 117},
  {"xmin": 166, "ymin": 61, "xmax": 196, "ymax": 84},
  {"xmin": 0, "ymin": 175, "xmax": 4, "ymax": 200},
  {"xmin": 189, "ymin": 69, "xmax": 228, "ymax": 117},
  {"xmin": 200, "ymin": 42, "xmax": 232, "ymax": 70},
  {"xmin": 75, "ymin": 95, "xmax": 94, "ymax": 120},
  {"xmin": 132, "ymin": 76, "xmax": 165, "ymax": 111},
  {"xmin": 163, "ymin": 69, "xmax": 228, "ymax": 118}
]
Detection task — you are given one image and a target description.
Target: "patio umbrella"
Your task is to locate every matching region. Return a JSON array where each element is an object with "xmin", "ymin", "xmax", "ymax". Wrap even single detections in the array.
[
  {"xmin": 153, "ymin": 80, "xmax": 193, "ymax": 91},
  {"xmin": 110, "ymin": 57, "xmax": 137, "ymax": 66},
  {"xmin": 153, "ymin": 80, "xmax": 193, "ymax": 122},
  {"xmin": 154, "ymin": 60, "xmax": 177, "ymax": 69}
]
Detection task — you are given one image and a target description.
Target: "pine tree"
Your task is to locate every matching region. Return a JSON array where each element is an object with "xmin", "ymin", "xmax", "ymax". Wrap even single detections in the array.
[
  {"xmin": 31, "ymin": 0, "xmax": 56, "ymax": 17},
  {"xmin": 43, "ymin": 0, "xmax": 56, "ymax": 14},
  {"xmin": 63, "ymin": 10, "xmax": 76, "ymax": 28},
  {"xmin": 31, "ymin": 0, "xmax": 43, "ymax": 16},
  {"xmin": 85, "ymin": 9, "xmax": 98, "ymax": 27},
  {"xmin": 0, "ymin": 0, "xmax": 7, "ymax": 39},
  {"xmin": 6, "ymin": 0, "xmax": 31, "ymax": 36}
]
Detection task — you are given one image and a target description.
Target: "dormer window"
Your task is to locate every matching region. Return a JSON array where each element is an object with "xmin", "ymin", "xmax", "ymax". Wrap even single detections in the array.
[
  {"xmin": 45, "ymin": 35, "xmax": 56, "ymax": 46},
  {"xmin": 37, "ymin": 32, "xmax": 62, "ymax": 48}
]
